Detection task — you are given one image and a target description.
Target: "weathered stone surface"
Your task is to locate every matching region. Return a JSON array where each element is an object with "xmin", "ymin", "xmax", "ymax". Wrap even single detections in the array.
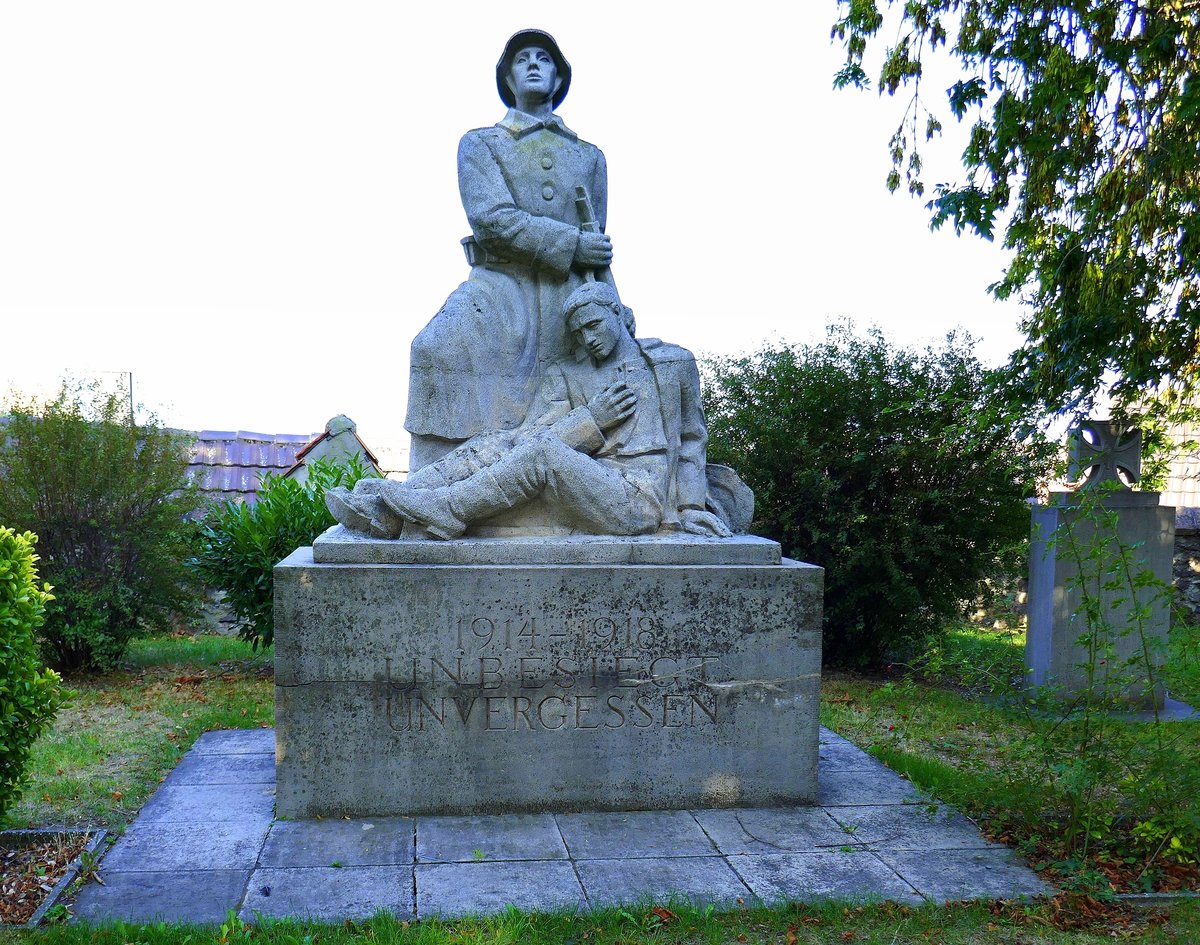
[
  {"xmin": 825, "ymin": 804, "xmax": 1001, "ymax": 851},
  {"xmin": 136, "ymin": 783, "xmax": 275, "ymax": 824},
  {"xmin": 165, "ymin": 752, "xmax": 275, "ymax": 786},
  {"xmin": 729, "ymin": 851, "xmax": 922, "ymax": 904},
  {"xmin": 415, "ymin": 861, "xmax": 585, "ymax": 916},
  {"xmin": 417, "ymin": 814, "xmax": 567, "ymax": 862},
  {"xmin": 692, "ymin": 807, "xmax": 853, "ymax": 855},
  {"xmin": 275, "ymin": 546, "xmax": 822, "ymax": 817},
  {"xmin": 99, "ymin": 821, "xmax": 267, "ymax": 872},
  {"xmin": 313, "ymin": 526, "xmax": 780, "ymax": 566},
  {"xmin": 556, "ymin": 810, "xmax": 716, "ymax": 859},
  {"xmin": 873, "ymin": 849, "xmax": 1053, "ymax": 902},
  {"xmin": 72, "ymin": 870, "xmax": 250, "ymax": 924},
  {"xmin": 259, "ymin": 818, "xmax": 414, "ymax": 868},
  {"xmin": 575, "ymin": 856, "xmax": 750, "ymax": 907},
  {"xmin": 240, "ymin": 866, "xmax": 413, "ymax": 922},
  {"xmin": 1026, "ymin": 493, "xmax": 1174, "ymax": 708}
]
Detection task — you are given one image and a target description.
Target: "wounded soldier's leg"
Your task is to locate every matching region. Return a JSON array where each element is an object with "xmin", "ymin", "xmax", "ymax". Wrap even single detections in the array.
[{"xmin": 536, "ymin": 442, "xmax": 662, "ymax": 535}]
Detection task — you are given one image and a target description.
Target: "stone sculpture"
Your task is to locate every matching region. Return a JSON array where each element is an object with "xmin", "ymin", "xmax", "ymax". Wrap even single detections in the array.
[
  {"xmin": 278, "ymin": 30, "xmax": 820, "ymax": 819},
  {"xmin": 328, "ymin": 28, "xmax": 750, "ymax": 540},
  {"xmin": 328, "ymin": 283, "xmax": 732, "ymax": 539},
  {"xmin": 404, "ymin": 29, "xmax": 615, "ymax": 471}
]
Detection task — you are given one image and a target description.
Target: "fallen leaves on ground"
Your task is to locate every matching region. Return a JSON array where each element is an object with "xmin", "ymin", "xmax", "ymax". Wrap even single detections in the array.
[{"xmin": 0, "ymin": 833, "xmax": 91, "ymax": 925}]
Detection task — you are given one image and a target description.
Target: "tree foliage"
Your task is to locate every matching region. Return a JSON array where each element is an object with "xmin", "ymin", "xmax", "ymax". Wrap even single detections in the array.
[
  {"xmin": 0, "ymin": 382, "xmax": 204, "ymax": 672},
  {"xmin": 190, "ymin": 455, "xmax": 377, "ymax": 651},
  {"xmin": 833, "ymin": 1, "xmax": 1200, "ymax": 419},
  {"xmin": 703, "ymin": 324, "xmax": 1053, "ymax": 669}
]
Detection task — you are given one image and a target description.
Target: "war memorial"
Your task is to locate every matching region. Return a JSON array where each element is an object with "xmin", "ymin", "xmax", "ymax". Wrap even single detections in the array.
[{"xmin": 272, "ymin": 29, "xmax": 824, "ymax": 818}]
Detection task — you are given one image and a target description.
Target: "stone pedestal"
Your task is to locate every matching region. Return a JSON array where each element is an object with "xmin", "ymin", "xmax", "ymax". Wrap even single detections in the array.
[
  {"xmin": 1026, "ymin": 492, "xmax": 1175, "ymax": 708},
  {"xmin": 274, "ymin": 527, "xmax": 823, "ymax": 818}
]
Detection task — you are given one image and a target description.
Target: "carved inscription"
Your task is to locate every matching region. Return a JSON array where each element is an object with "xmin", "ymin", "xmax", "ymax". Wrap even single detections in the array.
[{"xmin": 384, "ymin": 612, "xmax": 723, "ymax": 733}]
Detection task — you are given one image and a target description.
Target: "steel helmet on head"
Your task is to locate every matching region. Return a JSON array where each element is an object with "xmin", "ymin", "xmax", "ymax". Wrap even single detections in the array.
[{"xmin": 496, "ymin": 28, "xmax": 572, "ymax": 109}]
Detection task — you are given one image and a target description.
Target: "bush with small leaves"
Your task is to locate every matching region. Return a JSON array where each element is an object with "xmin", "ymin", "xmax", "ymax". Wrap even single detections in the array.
[
  {"xmin": 191, "ymin": 455, "xmax": 378, "ymax": 650},
  {"xmin": 0, "ymin": 528, "xmax": 64, "ymax": 818},
  {"xmin": 703, "ymin": 323, "xmax": 1053, "ymax": 669},
  {"xmin": 0, "ymin": 382, "xmax": 205, "ymax": 672}
]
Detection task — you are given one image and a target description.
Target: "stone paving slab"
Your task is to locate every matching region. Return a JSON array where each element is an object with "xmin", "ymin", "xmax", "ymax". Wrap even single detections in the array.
[
  {"xmin": 240, "ymin": 866, "xmax": 414, "ymax": 922},
  {"xmin": 576, "ymin": 856, "xmax": 751, "ymax": 908},
  {"xmin": 693, "ymin": 807, "xmax": 855, "ymax": 855},
  {"xmin": 73, "ymin": 869, "xmax": 252, "ymax": 924},
  {"xmin": 167, "ymin": 752, "xmax": 275, "ymax": 786},
  {"xmin": 826, "ymin": 804, "xmax": 1002, "ymax": 851},
  {"xmin": 817, "ymin": 767, "xmax": 924, "ymax": 807},
  {"xmin": 557, "ymin": 810, "xmax": 717, "ymax": 860},
  {"xmin": 728, "ymin": 851, "xmax": 923, "ymax": 905},
  {"xmin": 191, "ymin": 728, "xmax": 275, "ymax": 755},
  {"xmin": 416, "ymin": 861, "xmax": 585, "ymax": 916},
  {"xmin": 874, "ymin": 849, "xmax": 1054, "ymax": 902},
  {"xmin": 69, "ymin": 726, "xmax": 1052, "ymax": 924},
  {"xmin": 417, "ymin": 814, "xmax": 567, "ymax": 863},
  {"xmin": 100, "ymin": 821, "xmax": 267, "ymax": 872},
  {"xmin": 137, "ymin": 783, "xmax": 276, "ymax": 824},
  {"xmin": 260, "ymin": 818, "xmax": 414, "ymax": 868}
]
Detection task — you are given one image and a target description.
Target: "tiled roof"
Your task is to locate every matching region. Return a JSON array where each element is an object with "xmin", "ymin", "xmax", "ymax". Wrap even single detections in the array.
[{"xmin": 187, "ymin": 429, "xmax": 317, "ymax": 506}]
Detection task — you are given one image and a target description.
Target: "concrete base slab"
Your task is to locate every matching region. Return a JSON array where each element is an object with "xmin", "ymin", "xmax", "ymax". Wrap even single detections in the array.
[
  {"xmin": 240, "ymin": 866, "xmax": 413, "ymax": 922},
  {"xmin": 417, "ymin": 814, "xmax": 567, "ymax": 862},
  {"xmin": 557, "ymin": 811, "xmax": 717, "ymax": 859},
  {"xmin": 260, "ymin": 818, "xmax": 414, "ymax": 868},
  {"xmin": 577, "ymin": 856, "xmax": 751, "ymax": 907},
  {"xmin": 729, "ymin": 852, "xmax": 923, "ymax": 904},
  {"xmin": 415, "ymin": 861, "xmax": 585, "ymax": 916},
  {"xmin": 72, "ymin": 869, "xmax": 250, "ymax": 924}
]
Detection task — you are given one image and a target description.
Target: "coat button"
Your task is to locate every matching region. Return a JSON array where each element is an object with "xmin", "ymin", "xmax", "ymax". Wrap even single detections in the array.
[
  {"xmin": 541, "ymin": 154, "xmax": 554, "ymax": 169},
  {"xmin": 542, "ymin": 184, "xmax": 555, "ymax": 200}
]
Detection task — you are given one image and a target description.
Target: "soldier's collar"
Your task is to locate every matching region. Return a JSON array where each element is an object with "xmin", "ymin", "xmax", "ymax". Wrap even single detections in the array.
[{"xmin": 499, "ymin": 108, "xmax": 578, "ymax": 141}]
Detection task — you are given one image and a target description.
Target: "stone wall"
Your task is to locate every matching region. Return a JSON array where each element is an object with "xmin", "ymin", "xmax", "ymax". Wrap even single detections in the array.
[{"xmin": 1174, "ymin": 531, "xmax": 1200, "ymax": 621}]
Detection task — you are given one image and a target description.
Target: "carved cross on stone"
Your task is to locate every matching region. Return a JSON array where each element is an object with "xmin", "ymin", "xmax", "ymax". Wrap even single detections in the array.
[{"xmin": 1068, "ymin": 420, "xmax": 1141, "ymax": 489}]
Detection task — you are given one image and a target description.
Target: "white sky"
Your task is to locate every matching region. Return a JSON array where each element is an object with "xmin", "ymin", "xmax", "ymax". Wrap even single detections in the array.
[{"xmin": 1, "ymin": 2, "xmax": 1025, "ymax": 452}]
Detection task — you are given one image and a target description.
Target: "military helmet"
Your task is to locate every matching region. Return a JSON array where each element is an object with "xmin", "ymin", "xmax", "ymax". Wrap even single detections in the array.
[{"xmin": 496, "ymin": 28, "xmax": 572, "ymax": 109}]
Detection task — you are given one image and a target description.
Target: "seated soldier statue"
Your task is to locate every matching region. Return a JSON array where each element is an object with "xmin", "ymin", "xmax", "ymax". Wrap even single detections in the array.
[{"xmin": 325, "ymin": 282, "xmax": 732, "ymax": 540}]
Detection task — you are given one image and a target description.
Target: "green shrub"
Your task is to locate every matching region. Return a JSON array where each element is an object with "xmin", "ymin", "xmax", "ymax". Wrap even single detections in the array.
[
  {"xmin": 703, "ymin": 323, "xmax": 1053, "ymax": 669},
  {"xmin": 0, "ymin": 528, "xmax": 64, "ymax": 818},
  {"xmin": 191, "ymin": 455, "xmax": 377, "ymax": 650},
  {"xmin": 0, "ymin": 382, "xmax": 205, "ymax": 672}
]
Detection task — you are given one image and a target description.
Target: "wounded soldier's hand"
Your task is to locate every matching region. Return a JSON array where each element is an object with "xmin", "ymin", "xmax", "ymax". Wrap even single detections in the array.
[
  {"xmin": 680, "ymin": 508, "xmax": 733, "ymax": 538},
  {"xmin": 587, "ymin": 381, "xmax": 637, "ymax": 431}
]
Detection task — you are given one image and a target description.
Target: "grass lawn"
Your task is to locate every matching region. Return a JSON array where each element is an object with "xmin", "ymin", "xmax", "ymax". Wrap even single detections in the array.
[
  {"xmin": 3, "ymin": 631, "xmax": 1199, "ymax": 942},
  {"xmin": 3, "ymin": 634, "xmax": 273, "ymax": 831},
  {"xmin": 822, "ymin": 625, "xmax": 1200, "ymax": 896}
]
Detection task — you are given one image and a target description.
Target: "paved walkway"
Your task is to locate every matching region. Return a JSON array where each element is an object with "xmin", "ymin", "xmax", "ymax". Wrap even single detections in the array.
[{"xmin": 70, "ymin": 728, "xmax": 1051, "ymax": 924}]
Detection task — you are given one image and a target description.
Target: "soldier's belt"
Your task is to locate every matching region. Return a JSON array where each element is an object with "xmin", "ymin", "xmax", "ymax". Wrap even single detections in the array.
[{"xmin": 461, "ymin": 236, "xmax": 512, "ymax": 266}]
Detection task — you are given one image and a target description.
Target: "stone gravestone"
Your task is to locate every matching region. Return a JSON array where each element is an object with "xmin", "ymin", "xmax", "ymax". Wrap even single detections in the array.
[
  {"xmin": 273, "ymin": 29, "xmax": 823, "ymax": 817},
  {"xmin": 1025, "ymin": 420, "xmax": 1175, "ymax": 709}
]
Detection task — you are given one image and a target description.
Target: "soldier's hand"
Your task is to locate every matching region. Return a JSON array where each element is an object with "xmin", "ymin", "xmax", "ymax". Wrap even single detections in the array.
[
  {"xmin": 575, "ymin": 232, "xmax": 613, "ymax": 268},
  {"xmin": 680, "ymin": 508, "xmax": 733, "ymax": 538},
  {"xmin": 588, "ymin": 381, "xmax": 637, "ymax": 430}
]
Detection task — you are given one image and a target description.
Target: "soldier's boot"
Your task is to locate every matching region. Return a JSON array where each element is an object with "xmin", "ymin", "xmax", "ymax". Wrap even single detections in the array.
[
  {"xmin": 326, "ymin": 486, "xmax": 404, "ymax": 539},
  {"xmin": 381, "ymin": 445, "xmax": 547, "ymax": 540}
]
